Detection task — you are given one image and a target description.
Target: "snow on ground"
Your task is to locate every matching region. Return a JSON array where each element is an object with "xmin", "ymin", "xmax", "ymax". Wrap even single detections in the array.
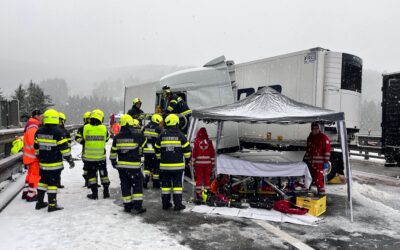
[{"xmin": 0, "ymin": 143, "xmax": 190, "ymax": 250}]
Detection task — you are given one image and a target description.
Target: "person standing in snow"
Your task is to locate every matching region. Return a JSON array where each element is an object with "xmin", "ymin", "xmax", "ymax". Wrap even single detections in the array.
[
  {"xmin": 304, "ymin": 122, "xmax": 331, "ymax": 196},
  {"xmin": 34, "ymin": 109, "xmax": 75, "ymax": 212},
  {"xmin": 110, "ymin": 114, "xmax": 147, "ymax": 214},
  {"xmin": 192, "ymin": 127, "xmax": 215, "ymax": 201}
]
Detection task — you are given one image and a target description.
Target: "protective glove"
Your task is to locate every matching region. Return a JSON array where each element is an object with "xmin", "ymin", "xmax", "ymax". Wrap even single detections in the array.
[
  {"xmin": 323, "ymin": 162, "xmax": 330, "ymax": 170},
  {"xmin": 68, "ymin": 160, "xmax": 75, "ymax": 169}
]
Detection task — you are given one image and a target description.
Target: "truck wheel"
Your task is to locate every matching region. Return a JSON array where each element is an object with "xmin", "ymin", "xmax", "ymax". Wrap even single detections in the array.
[{"xmin": 327, "ymin": 151, "xmax": 344, "ymax": 181}]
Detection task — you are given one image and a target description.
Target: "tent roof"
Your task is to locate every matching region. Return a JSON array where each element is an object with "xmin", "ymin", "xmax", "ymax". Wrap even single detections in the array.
[{"xmin": 192, "ymin": 87, "xmax": 344, "ymax": 124}]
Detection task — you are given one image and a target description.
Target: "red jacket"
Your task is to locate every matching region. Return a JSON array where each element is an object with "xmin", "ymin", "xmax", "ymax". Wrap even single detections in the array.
[
  {"xmin": 23, "ymin": 118, "xmax": 41, "ymax": 164},
  {"xmin": 305, "ymin": 132, "xmax": 331, "ymax": 164},
  {"xmin": 192, "ymin": 128, "xmax": 215, "ymax": 168}
]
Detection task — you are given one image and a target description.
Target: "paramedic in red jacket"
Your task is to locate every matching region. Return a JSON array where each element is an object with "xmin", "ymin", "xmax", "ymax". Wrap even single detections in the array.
[
  {"xmin": 305, "ymin": 122, "xmax": 331, "ymax": 195},
  {"xmin": 192, "ymin": 128, "xmax": 215, "ymax": 199}
]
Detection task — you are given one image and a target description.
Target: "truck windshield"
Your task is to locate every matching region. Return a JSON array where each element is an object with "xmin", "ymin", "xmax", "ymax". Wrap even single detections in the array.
[{"xmin": 341, "ymin": 53, "xmax": 362, "ymax": 93}]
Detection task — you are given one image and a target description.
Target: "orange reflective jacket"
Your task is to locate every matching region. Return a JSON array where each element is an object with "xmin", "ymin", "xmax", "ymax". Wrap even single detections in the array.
[{"xmin": 23, "ymin": 118, "xmax": 41, "ymax": 165}]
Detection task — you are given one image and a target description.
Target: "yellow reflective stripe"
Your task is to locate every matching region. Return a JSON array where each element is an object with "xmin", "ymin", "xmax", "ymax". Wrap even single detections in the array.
[
  {"xmin": 116, "ymin": 143, "xmax": 138, "ymax": 147},
  {"xmin": 60, "ymin": 148, "xmax": 71, "ymax": 154},
  {"xmin": 156, "ymin": 153, "xmax": 161, "ymax": 157},
  {"xmin": 117, "ymin": 161, "xmax": 141, "ymax": 166},
  {"xmin": 57, "ymin": 138, "xmax": 68, "ymax": 145},
  {"xmin": 160, "ymin": 163, "xmax": 185, "ymax": 167},
  {"xmin": 173, "ymin": 187, "xmax": 183, "ymax": 191},
  {"xmin": 48, "ymin": 186, "xmax": 58, "ymax": 190},
  {"xmin": 132, "ymin": 194, "xmax": 143, "ymax": 198},
  {"xmin": 154, "ymin": 144, "xmax": 161, "ymax": 148},
  {"xmin": 184, "ymin": 152, "xmax": 191, "ymax": 157},
  {"xmin": 161, "ymin": 141, "xmax": 181, "ymax": 145},
  {"xmin": 161, "ymin": 187, "xmax": 172, "ymax": 192},
  {"xmin": 122, "ymin": 196, "xmax": 132, "ymax": 201},
  {"xmin": 170, "ymin": 100, "xmax": 177, "ymax": 104},
  {"xmin": 38, "ymin": 183, "xmax": 48, "ymax": 188},
  {"xmin": 141, "ymin": 139, "xmax": 147, "ymax": 148},
  {"xmin": 37, "ymin": 139, "xmax": 57, "ymax": 143},
  {"xmin": 181, "ymin": 110, "xmax": 192, "ymax": 115},
  {"xmin": 110, "ymin": 152, "xmax": 117, "ymax": 156},
  {"xmin": 182, "ymin": 142, "xmax": 190, "ymax": 148},
  {"xmin": 40, "ymin": 162, "xmax": 63, "ymax": 167},
  {"xmin": 144, "ymin": 131, "xmax": 159, "ymax": 136},
  {"xmin": 111, "ymin": 146, "xmax": 117, "ymax": 150}
]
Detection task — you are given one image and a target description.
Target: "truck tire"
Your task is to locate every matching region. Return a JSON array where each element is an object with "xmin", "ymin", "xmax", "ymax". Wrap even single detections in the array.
[{"xmin": 327, "ymin": 151, "xmax": 344, "ymax": 181}]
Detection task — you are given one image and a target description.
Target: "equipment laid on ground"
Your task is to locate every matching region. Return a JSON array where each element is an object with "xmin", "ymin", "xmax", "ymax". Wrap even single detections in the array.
[{"xmin": 296, "ymin": 195, "xmax": 327, "ymax": 217}]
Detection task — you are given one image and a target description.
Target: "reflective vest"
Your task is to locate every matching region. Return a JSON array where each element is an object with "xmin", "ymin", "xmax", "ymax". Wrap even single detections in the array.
[
  {"xmin": 83, "ymin": 124, "xmax": 108, "ymax": 162},
  {"xmin": 11, "ymin": 136, "xmax": 24, "ymax": 155},
  {"xmin": 23, "ymin": 118, "xmax": 41, "ymax": 164}
]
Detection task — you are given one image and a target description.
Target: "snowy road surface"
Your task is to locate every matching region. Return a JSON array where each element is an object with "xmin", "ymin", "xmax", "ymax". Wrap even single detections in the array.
[{"xmin": 0, "ymin": 142, "xmax": 400, "ymax": 249}]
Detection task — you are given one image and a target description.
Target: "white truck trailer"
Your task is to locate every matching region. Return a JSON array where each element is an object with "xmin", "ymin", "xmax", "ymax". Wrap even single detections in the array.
[{"xmin": 124, "ymin": 47, "xmax": 363, "ymax": 178}]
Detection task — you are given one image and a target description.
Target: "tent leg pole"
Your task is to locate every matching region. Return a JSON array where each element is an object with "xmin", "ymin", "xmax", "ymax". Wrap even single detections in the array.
[
  {"xmin": 188, "ymin": 118, "xmax": 198, "ymax": 200},
  {"xmin": 214, "ymin": 121, "xmax": 224, "ymax": 179},
  {"xmin": 338, "ymin": 120, "xmax": 353, "ymax": 222}
]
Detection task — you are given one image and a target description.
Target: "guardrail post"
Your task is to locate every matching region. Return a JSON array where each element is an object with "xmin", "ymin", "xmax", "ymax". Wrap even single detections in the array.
[{"xmin": 364, "ymin": 151, "xmax": 369, "ymax": 160}]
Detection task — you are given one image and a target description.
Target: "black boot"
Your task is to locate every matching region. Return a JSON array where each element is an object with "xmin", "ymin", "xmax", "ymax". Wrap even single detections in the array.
[
  {"xmin": 103, "ymin": 186, "xmax": 110, "ymax": 199},
  {"xmin": 48, "ymin": 193, "xmax": 64, "ymax": 212},
  {"xmin": 87, "ymin": 186, "xmax": 98, "ymax": 200},
  {"xmin": 132, "ymin": 207, "xmax": 147, "ymax": 214},
  {"xmin": 124, "ymin": 203, "xmax": 132, "ymax": 213},
  {"xmin": 35, "ymin": 190, "xmax": 48, "ymax": 210},
  {"xmin": 174, "ymin": 204, "xmax": 186, "ymax": 211},
  {"xmin": 162, "ymin": 202, "xmax": 173, "ymax": 210}
]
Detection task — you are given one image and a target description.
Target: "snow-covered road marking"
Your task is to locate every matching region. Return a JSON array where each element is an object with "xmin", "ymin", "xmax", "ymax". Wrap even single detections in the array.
[{"xmin": 254, "ymin": 220, "xmax": 314, "ymax": 250}]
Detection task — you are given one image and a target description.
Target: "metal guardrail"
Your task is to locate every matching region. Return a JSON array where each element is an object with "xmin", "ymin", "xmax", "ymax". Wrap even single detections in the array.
[{"xmin": 0, "ymin": 124, "xmax": 81, "ymax": 183}]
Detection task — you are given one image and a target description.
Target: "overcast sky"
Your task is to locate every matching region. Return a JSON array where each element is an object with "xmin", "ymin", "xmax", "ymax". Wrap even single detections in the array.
[{"xmin": 1, "ymin": 0, "xmax": 399, "ymax": 72}]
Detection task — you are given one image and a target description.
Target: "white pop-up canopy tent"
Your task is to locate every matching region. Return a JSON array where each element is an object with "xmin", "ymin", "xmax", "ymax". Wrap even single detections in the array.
[{"xmin": 187, "ymin": 87, "xmax": 354, "ymax": 222}]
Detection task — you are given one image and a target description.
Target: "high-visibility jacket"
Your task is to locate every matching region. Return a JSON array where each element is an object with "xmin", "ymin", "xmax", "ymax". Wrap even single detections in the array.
[
  {"xmin": 305, "ymin": 132, "xmax": 331, "ymax": 164},
  {"xmin": 23, "ymin": 118, "xmax": 41, "ymax": 165},
  {"xmin": 143, "ymin": 122, "xmax": 162, "ymax": 154},
  {"xmin": 165, "ymin": 94, "xmax": 191, "ymax": 116},
  {"xmin": 34, "ymin": 125, "xmax": 71, "ymax": 171},
  {"xmin": 192, "ymin": 128, "xmax": 215, "ymax": 168},
  {"xmin": 155, "ymin": 127, "xmax": 191, "ymax": 171},
  {"xmin": 11, "ymin": 136, "xmax": 24, "ymax": 155},
  {"xmin": 110, "ymin": 127, "xmax": 147, "ymax": 169},
  {"xmin": 83, "ymin": 124, "xmax": 109, "ymax": 162}
]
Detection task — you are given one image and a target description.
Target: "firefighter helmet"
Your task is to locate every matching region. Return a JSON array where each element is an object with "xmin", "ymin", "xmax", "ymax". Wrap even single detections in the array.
[
  {"xmin": 91, "ymin": 109, "xmax": 105, "ymax": 123},
  {"xmin": 132, "ymin": 119, "xmax": 140, "ymax": 128},
  {"xmin": 120, "ymin": 114, "xmax": 134, "ymax": 127},
  {"xmin": 83, "ymin": 111, "xmax": 91, "ymax": 120},
  {"xmin": 59, "ymin": 112, "xmax": 66, "ymax": 121},
  {"xmin": 151, "ymin": 114, "xmax": 163, "ymax": 124},
  {"xmin": 165, "ymin": 114, "xmax": 179, "ymax": 126},
  {"xmin": 133, "ymin": 98, "xmax": 142, "ymax": 105},
  {"xmin": 43, "ymin": 109, "xmax": 60, "ymax": 125}
]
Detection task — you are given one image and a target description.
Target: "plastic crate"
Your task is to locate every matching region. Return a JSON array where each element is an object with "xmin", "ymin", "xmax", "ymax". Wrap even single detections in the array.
[{"xmin": 296, "ymin": 195, "xmax": 326, "ymax": 217}]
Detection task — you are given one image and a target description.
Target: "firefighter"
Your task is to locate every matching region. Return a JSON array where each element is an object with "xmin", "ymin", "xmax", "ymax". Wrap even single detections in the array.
[
  {"xmin": 57, "ymin": 112, "xmax": 71, "ymax": 189},
  {"xmin": 34, "ymin": 109, "xmax": 75, "ymax": 212},
  {"xmin": 127, "ymin": 98, "xmax": 145, "ymax": 124},
  {"xmin": 192, "ymin": 127, "xmax": 215, "ymax": 200},
  {"xmin": 305, "ymin": 122, "xmax": 331, "ymax": 195},
  {"xmin": 22, "ymin": 109, "xmax": 43, "ymax": 201},
  {"xmin": 11, "ymin": 136, "xmax": 24, "ymax": 155},
  {"xmin": 110, "ymin": 114, "xmax": 147, "ymax": 214},
  {"xmin": 83, "ymin": 109, "xmax": 111, "ymax": 200},
  {"xmin": 75, "ymin": 111, "xmax": 91, "ymax": 187},
  {"xmin": 155, "ymin": 114, "xmax": 191, "ymax": 211},
  {"xmin": 162, "ymin": 86, "xmax": 192, "ymax": 136},
  {"xmin": 143, "ymin": 114, "xmax": 163, "ymax": 189}
]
